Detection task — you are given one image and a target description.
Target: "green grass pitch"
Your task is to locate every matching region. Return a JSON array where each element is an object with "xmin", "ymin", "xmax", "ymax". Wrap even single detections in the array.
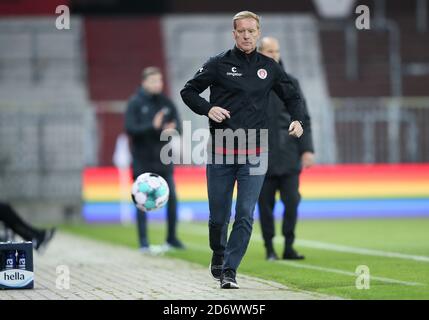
[{"xmin": 62, "ymin": 218, "xmax": 429, "ymax": 299}]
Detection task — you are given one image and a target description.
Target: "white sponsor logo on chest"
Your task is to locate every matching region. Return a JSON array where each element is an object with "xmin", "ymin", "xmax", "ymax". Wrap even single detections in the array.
[{"xmin": 226, "ymin": 66, "xmax": 242, "ymax": 77}]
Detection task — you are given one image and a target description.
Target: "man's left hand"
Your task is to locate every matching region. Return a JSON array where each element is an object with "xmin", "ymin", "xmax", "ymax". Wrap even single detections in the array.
[
  {"xmin": 301, "ymin": 152, "xmax": 315, "ymax": 169},
  {"xmin": 163, "ymin": 122, "xmax": 176, "ymax": 131},
  {"xmin": 288, "ymin": 121, "xmax": 303, "ymax": 138}
]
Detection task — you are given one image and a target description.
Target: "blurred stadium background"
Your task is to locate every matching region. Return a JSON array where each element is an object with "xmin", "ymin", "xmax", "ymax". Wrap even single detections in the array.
[
  {"xmin": 2, "ymin": 0, "xmax": 429, "ymax": 300},
  {"xmin": 0, "ymin": 0, "xmax": 428, "ymax": 225}
]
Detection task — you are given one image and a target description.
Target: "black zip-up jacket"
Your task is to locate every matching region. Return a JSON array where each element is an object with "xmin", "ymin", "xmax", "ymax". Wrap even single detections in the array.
[
  {"xmin": 125, "ymin": 88, "xmax": 181, "ymax": 175},
  {"xmin": 266, "ymin": 69, "xmax": 314, "ymax": 176},
  {"xmin": 180, "ymin": 46, "xmax": 304, "ymax": 151}
]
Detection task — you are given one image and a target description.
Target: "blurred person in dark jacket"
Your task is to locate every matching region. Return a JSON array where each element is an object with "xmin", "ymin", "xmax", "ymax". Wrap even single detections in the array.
[
  {"xmin": 258, "ymin": 37, "xmax": 315, "ymax": 260},
  {"xmin": 125, "ymin": 67, "xmax": 184, "ymax": 252},
  {"xmin": 0, "ymin": 202, "xmax": 55, "ymax": 251}
]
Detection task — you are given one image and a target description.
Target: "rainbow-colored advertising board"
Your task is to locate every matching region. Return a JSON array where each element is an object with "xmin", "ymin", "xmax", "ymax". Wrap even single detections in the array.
[{"xmin": 82, "ymin": 164, "xmax": 429, "ymax": 222}]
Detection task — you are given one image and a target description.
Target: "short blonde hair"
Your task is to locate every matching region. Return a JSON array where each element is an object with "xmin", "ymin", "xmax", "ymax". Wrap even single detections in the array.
[
  {"xmin": 141, "ymin": 66, "xmax": 161, "ymax": 81},
  {"xmin": 233, "ymin": 11, "xmax": 260, "ymax": 30}
]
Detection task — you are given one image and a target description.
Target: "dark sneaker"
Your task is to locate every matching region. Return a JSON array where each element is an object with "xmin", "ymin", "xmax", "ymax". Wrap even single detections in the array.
[
  {"xmin": 220, "ymin": 269, "xmax": 239, "ymax": 289},
  {"xmin": 34, "ymin": 228, "xmax": 56, "ymax": 253},
  {"xmin": 283, "ymin": 248, "xmax": 305, "ymax": 260},
  {"xmin": 139, "ymin": 238, "xmax": 150, "ymax": 249},
  {"xmin": 266, "ymin": 250, "xmax": 279, "ymax": 261},
  {"xmin": 209, "ymin": 254, "xmax": 223, "ymax": 280},
  {"xmin": 166, "ymin": 238, "xmax": 186, "ymax": 250}
]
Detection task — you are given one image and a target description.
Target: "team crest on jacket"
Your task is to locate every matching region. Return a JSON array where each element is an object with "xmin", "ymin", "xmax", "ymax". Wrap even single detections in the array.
[{"xmin": 257, "ymin": 68, "xmax": 267, "ymax": 79}]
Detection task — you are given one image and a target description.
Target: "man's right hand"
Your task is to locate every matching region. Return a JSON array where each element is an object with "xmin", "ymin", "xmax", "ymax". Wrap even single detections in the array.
[
  {"xmin": 208, "ymin": 106, "xmax": 230, "ymax": 123},
  {"xmin": 153, "ymin": 110, "xmax": 165, "ymax": 129},
  {"xmin": 288, "ymin": 121, "xmax": 304, "ymax": 138}
]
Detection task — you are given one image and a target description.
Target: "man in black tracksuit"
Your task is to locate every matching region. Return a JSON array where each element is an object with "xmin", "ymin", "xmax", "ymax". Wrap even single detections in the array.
[
  {"xmin": 180, "ymin": 11, "xmax": 305, "ymax": 289},
  {"xmin": 125, "ymin": 67, "xmax": 184, "ymax": 251},
  {"xmin": 258, "ymin": 37, "xmax": 315, "ymax": 261}
]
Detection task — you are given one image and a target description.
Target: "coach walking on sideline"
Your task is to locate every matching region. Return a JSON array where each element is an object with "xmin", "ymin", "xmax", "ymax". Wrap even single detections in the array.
[
  {"xmin": 180, "ymin": 11, "xmax": 305, "ymax": 289},
  {"xmin": 258, "ymin": 37, "xmax": 315, "ymax": 261},
  {"xmin": 125, "ymin": 67, "xmax": 185, "ymax": 252}
]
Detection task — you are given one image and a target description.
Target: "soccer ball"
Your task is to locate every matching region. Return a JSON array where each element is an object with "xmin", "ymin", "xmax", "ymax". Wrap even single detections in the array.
[{"xmin": 131, "ymin": 173, "xmax": 169, "ymax": 212}]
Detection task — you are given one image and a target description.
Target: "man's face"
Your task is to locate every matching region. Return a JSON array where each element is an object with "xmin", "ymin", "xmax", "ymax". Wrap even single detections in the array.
[
  {"xmin": 142, "ymin": 73, "xmax": 163, "ymax": 94},
  {"xmin": 233, "ymin": 18, "xmax": 260, "ymax": 54},
  {"xmin": 260, "ymin": 39, "xmax": 280, "ymax": 63}
]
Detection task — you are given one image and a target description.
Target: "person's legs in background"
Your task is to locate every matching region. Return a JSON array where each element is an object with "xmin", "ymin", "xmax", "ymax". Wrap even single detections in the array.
[
  {"xmin": 133, "ymin": 169, "xmax": 150, "ymax": 250},
  {"xmin": 279, "ymin": 173, "xmax": 304, "ymax": 260},
  {"xmin": 133, "ymin": 168, "xmax": 184, "ymax": 251},
  {"xmin": 257, "ymin": 176, "xmax": 280, "ymax": 260},
  {"xmin": 162, "ymin": 171, "xmax": 184, "ymax": 249},
  {"xmin": 135, "ymin": 208, "xmax": 149, "ymax": 249},
  {"xmin": 0, "ymin": 202, "xmax": 55, "ymax": 251}
]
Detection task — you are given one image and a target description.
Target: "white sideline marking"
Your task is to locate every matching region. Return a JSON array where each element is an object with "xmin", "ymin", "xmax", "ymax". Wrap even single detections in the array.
[
  {"xmin": 183, "ymin": 242, "xmax": 424, "ymax": 287},
  {"xmin": 187, "ymin": 223, "xmax": 429, "ymax": 263},
  {"xmin": 277, "ymin": 260, "xmax": 424, "ymax": 286},
  {"xmin": 294, "ymin": 239, "xmax": 429, "ymax": 263}
]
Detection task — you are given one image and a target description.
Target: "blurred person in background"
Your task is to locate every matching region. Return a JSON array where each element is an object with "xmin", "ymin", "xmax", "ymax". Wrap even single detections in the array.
[
  {"xmin": 181, "ymin": 11, "xmax": 304, "ymax": 289},
  {"xmin": 125, "ymin": 66, "xmax": 185, "ymax": 252},
  {"xmin": 0, "ymin": 202, "xmax": 56, "ymax": 251},
  {"xmin": 257, "ymin": 37, "xmax": 315, "ymax": 261}
]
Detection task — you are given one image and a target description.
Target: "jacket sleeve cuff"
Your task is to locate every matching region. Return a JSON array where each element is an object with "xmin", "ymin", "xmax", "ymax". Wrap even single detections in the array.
[{"xmin": 202, "ymin": 103, "xmax": 214, "ymax": 116}]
